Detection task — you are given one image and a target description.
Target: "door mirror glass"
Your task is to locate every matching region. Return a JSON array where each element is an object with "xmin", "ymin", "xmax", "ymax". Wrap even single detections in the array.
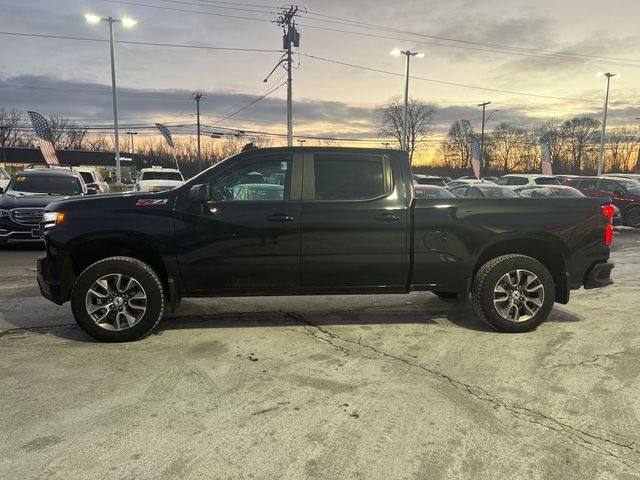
[{"xmin": 189, "ymin": 183, "xmax": 210, "ymax": 202}]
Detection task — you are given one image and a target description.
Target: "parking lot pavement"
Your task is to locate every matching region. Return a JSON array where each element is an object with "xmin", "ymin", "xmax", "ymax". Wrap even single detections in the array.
[{"xmin": 1, "ymin": 229, "xmax": 639, "ymax": 480}]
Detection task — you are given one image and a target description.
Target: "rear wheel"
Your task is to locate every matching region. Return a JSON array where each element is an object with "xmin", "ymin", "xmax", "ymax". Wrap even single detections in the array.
[
  {"xmin": 472, "ymin": 254, "xmax": 555, "ymax": 333},
  {"xmin": 623, "ymin": 206, "xmax": 640, "ymax": 228},
  {"xmin": 71, "ymin": 256, "xmax": 165, "ymax": 342}
]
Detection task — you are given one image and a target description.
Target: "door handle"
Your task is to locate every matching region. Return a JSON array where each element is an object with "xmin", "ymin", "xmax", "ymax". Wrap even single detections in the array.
[
  {"xmin": 267, "ymin": 214, "xmax": 295, "ymax": 222},
  {"xmin": 374, "ymin": 213, "xmax": 400, "ymax": 222}
]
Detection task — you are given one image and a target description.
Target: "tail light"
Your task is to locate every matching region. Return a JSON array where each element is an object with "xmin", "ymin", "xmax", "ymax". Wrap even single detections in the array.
[{"xmin": 602, "ymin": 205, "xmax": 615, "ymax": 246}]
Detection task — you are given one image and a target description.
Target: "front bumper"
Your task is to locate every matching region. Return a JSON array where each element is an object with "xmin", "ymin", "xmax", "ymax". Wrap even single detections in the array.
[
  {"xmin": 584, "ymin": 261, "xmax": 615, "ymax": 290},
  {"xmin": 0, "ymin": 221, "xmax": 43, "ymax": 244},
  {"xmin": 37, "ymin": 254, "xmax": 63, "ymax": 304}
]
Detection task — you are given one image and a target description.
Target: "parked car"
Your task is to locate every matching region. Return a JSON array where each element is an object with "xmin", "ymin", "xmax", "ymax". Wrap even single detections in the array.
[
  {"xmin": 0, "ymin": 166, "xmax": 10, "ymax": 192},
  {"xmin": 446, "ymin": 178, "xmax": 496, "ymax": 188},
  {"xmin": 496, "ymin": 174, "xmax": 562, "ymax": 187},
  {"xmin": 134, "ymin": 167, "xmax": 185, "ymax": 193},
  {"xmin": 449, "ymin": 184, "xmax": 520, "ymax": 198},
  {"xmin": 603, "ymin": 173, "xmax": 640, "ymax": 182},
  {"xmin": 74, "ymin": 166, "xmax": 110, "ymax": 193},
  {"xmin": 564, "ymin": 176, "xmax": 640, "ymax": 228},
  {"xmin": 413, "ymin": 184, "xmax": 455, "ymax": 199},
  {"xmin": 37, "ymin": 147, "xmax": 615, "ymax": 341},
  {"xmin": 0, "ymin": 166, "xmax": 90, "ymax": 245},
  {"xmin": 514, "ymin": 185, "xmax": 584, "ymax": 198},
  {"xmin": 412, "ymin": 174, "xmax": 448, "ymax": 187}
]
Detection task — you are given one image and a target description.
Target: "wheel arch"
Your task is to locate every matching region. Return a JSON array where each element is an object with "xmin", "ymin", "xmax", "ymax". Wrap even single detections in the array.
[{"xmin": 472, "ymin": 235, "xmax": 569, "ymax": 303}]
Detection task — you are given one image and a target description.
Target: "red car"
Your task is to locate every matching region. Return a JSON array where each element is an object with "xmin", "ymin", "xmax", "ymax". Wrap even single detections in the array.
[{"xmin": 564, "ymin": 176, "xmax": 640, "ymax": 228}]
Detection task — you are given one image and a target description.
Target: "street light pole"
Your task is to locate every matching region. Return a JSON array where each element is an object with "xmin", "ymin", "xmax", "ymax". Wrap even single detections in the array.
[
  {"xmin": 392, "ymin": 49, "xmax": 423, "ymax": 152},
  {"xmin": 597, "ymin": 72, "xmax": 617, "ymax": 176},
  {"xmin": 86, "ymin": 13, "xmax": 137, "ymax": 186},
  {"xmin": 478, "ymin": 101, "xmax": 491, "ymax": 167}
]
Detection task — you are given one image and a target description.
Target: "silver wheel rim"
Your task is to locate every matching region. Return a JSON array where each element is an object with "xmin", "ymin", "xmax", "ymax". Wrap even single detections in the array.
[
  {"xmin": 85, "ymin": 274, "xmax": 147, "ymax": 331},
  {"xmin": 493, "ymin": 269, "xmax": 544, "ymax": 323}
]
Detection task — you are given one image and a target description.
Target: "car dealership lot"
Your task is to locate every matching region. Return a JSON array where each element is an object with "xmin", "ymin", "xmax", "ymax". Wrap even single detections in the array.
[{"xmin": 1, "ymin": 229, "xmax": 639, "ymax": 479}]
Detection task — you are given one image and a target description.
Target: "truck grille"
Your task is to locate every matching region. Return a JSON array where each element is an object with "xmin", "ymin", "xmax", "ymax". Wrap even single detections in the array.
[{"xmin": 11, "ymin": 208, "xmax": 45, "ymax": 225}]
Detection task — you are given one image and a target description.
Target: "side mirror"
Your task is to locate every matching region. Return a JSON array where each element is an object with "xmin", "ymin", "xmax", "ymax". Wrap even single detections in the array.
[
  {"xmin": 86, "ymin": 188, "xmax": 98, "ymax": 195},
  {"xmin": 189, "ymin": 183, "xmax": 209, "ymax": 202},
  {"xmin": 0, "ymin": 187, "xmax": 4, "ymax": 194}
]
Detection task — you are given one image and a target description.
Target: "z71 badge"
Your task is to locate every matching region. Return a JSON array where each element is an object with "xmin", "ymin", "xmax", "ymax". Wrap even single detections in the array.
[{"xmin": 136, "ymin": 199, "xmax": 169, "ymax": 206}]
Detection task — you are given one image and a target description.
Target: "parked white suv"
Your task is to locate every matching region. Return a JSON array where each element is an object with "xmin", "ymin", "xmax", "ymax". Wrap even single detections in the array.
[
  {"xmin": 74, "ymin": 167, "xmax": 110, "ymax": 193},
  {"xmin": 496, "ymin": 174, "xmax": 561, "ymax": 187},
  {"xmin": 134, "ymin": 167, "xmax": 185, "ymax": 193}
]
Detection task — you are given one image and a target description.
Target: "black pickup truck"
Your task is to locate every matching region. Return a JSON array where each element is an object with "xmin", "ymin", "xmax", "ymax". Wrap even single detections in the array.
[{"xmin": 37, "ymin": 147, "xmax": 615, "ymax": 342}]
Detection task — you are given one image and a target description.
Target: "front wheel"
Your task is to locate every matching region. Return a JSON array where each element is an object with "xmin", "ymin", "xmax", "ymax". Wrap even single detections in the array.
[
  {"xmin": 71, "ymin": 256, "xmax": 165, "ymax": 342},
  {"xmin": 472, "ymin": 254, "xmax": 555, "ymax": 333}
]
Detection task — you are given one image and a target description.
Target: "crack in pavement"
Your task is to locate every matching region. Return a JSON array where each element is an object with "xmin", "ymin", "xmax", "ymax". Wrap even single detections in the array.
[
  {"xmin": 0, "ymin": 323, "xmax": 76, "ymax": 338},
  {"xmin": 545, "ymin": 351, "xmax": 632, "ymax": 369},
  {"xmin": 283, "ymin": 311, "xmax": 640, "ymax": 473}
]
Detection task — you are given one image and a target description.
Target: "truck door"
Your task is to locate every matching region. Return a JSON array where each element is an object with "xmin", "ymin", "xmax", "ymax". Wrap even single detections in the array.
[
  {"xmin": 174, "ymin": 152, "xmax": 302, "ymax": 293},
  {"xmin": 300, "ymin": 151, "xmax": 409, "ymax": 289}
]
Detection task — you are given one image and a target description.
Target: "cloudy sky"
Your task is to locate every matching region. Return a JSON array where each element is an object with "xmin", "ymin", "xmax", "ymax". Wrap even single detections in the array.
[{"xmin": 1, "ymin": 0, "xmax": 639, "ymax": 161}]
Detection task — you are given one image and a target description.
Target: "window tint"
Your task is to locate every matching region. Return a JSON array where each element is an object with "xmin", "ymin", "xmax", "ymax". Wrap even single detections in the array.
[
  {"xmin": 467, "ymin": 187, "xmax": 484, "ymax": 198},
  {"xmin": 598, "ymin": 180, "xmax": 620, "ymax": 194},
  {"xmin": 414, "ymin": 187, "xmax": 454, "ymax": 199},
  {"xmin": 210, "ymin": 157, "xmax": 290, "ymax": 202},
  {"xmin": 450, "ymin": 186, "xmax": 468, "ymax": 197},
  {"xmin": 496, "ymin": 177, "xmax": 509, "ymax": 185},
  {"xmin": 578, "ymin": 179, "xmax": 597, "ymax": 191},
  {"xmin": 509, "ymin": 177, "xmax": 529, "ymax": 185},
  {"xmin": 141, "ymin": 171, "xmax": 183, "ymax": 181},
  {"xmin": 79, "ymin": 172, "xmax": 94, "ymax": 184},
  {"xmin": 313, "ymin": 154, "xmax": 388, "ymax": 201},
  {"xmin": 535, "ymin": 177, "xmax": 561, "ymax": 185}
]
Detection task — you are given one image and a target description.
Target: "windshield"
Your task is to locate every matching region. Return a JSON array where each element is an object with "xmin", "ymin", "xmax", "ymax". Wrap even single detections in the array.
[
  {"xmin": 140, "ymin": 171, "xmax": 183, "ymax": 181},
  {"xmin": 8, "ymin": 174, "xmax": 82, "ymax": 195},
  {"xmin": 478, "ymin": 187, "xmax": 519, "ymax": 198},
  {"xmin": 627, "ymin": 184, "xmax": 640, "ymax": 195}
]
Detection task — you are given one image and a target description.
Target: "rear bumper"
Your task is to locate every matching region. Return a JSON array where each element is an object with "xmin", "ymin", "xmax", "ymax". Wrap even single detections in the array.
[
  {"xmin": 37, "ymin": 254, "xmax": 64, "ymax": 305},
  {"xmin": 584, "ymin": 261, "xmax": 615, "ymax": 290}
]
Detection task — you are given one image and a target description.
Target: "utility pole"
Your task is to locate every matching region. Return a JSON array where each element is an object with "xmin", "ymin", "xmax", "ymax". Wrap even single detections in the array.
[
  {"xmin": 277, "ymin": 6, "xmax": 300, "ymax": 147},
  {"xmin": 478, "ymin": 101, "xmax": 491, "ymax": 168},
  {"xmin": 597, "ymin": 72, "xmax": 617, "ymax": 176},
  {"xmin": 194, "ymin": 92, "xmax": 203, "ymax": 171}
]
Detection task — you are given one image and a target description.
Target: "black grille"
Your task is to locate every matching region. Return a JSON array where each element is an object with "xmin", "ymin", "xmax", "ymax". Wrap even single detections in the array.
[{"xmin": 11, "ymin": 208, "xmax": 45, "ymax": 225}]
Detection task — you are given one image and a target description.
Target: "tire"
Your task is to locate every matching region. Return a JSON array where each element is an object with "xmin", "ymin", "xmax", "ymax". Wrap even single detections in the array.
[
  {"xmin": 623, "ymin": 206, "xmax": 640, "ymax": 228},
  {"xmin": 471, "ymin": 254, "xmax": 555, "ymax": 333},
  {"xmin": 71, "ymin": 256, "xmax": 165, "ymax": 342},
  {"xmin": 432, "ymin": 291, "xmax": 459, "ymax": 300}
]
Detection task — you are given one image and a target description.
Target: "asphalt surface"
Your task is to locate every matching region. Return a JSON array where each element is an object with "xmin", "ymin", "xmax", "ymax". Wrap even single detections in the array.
[{"xmin": 1, "ymin": 229, "xmax": 639, "ymax": 479}]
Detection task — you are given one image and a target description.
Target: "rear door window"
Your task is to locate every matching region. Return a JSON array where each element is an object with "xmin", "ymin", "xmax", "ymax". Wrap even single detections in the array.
[
  {"xmin": 578, "ymin": 179, "xmax": 597, "ymax": 191},
  {"xmin": 312, "ymin": 154, "xmax": 390, "ymax": 201},
  {"xmin": 535, "ymin": 177, "xmax": 561, "ymax": 185},
  {"xmin": 597, "ymin": 180, "xmax": 620, "ymax": 194}
]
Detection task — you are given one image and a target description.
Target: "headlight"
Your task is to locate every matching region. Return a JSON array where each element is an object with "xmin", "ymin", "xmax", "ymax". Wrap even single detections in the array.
[
  {"xmin": 43, "ymin": 211, "xmax": 65, "ymax": 227},
  {"xmin": 0, "ymin": 209, "xmax": 9, "ymax": 218}
]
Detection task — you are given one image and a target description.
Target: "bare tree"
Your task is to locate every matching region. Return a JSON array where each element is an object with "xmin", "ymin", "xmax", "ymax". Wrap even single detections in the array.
[
  {"xmin": 378, "ymin": 96, "xmax": 435, "ymax": 163},
  {"xmin": 606, "ymin": 128, "xmax": 640, "ymax": 173},
  {"xmin": 536, "ymin": 118, "xmax": 567, "ymax": 173},
  {"xmin": 47, "ymin": 115, "xmax": 89, "ymax": 150},
  {"xmin": 561, "ymin": 116, "xmax": 600, "ymax": 174},
  {"xmin": 491, "ymin": 121, "xmax": 528, "ymax": 174},
  {"xmin": 0, "ymin": 107, "xmax": 27, "ymax": 148},
  {"xmin": 440, "ymin": 119, "xmax": 475, "ymax": 174}
]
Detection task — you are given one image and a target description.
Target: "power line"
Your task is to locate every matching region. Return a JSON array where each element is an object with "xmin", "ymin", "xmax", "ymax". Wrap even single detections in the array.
[
  {"xmin": 0, "ymin": 31, "xmax": 281, "ymax": 53},
  {"xmin": 209, "ymin": 81, "xmax": 287, "ymax": 125},
  {"xmin": 102, "ymin": 0, "xmax": 276, "ymax": 23},
  {"xmin": 300, "ymin": 10, "xmax": 640, "ymax": 66},
  {"xmin": 300, "ymin": 53, "xmax": 600, "ymax": 103}
]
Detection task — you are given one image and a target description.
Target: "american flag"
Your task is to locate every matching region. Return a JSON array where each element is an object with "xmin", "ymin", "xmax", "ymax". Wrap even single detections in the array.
[
  {"xmin": 155, "ymin": 123, "xmax": 175, "ymax": 148},
  {"xmin": 469, "ymin": 136, "xmax": 481, "ymax": 179},
  {"xmin": 541, "ymin": 141, "xmax": 553, "ymax": 175},
  {"xmin": 28, "ymin": 111, "xmax": 60, "ymax": 166}
]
